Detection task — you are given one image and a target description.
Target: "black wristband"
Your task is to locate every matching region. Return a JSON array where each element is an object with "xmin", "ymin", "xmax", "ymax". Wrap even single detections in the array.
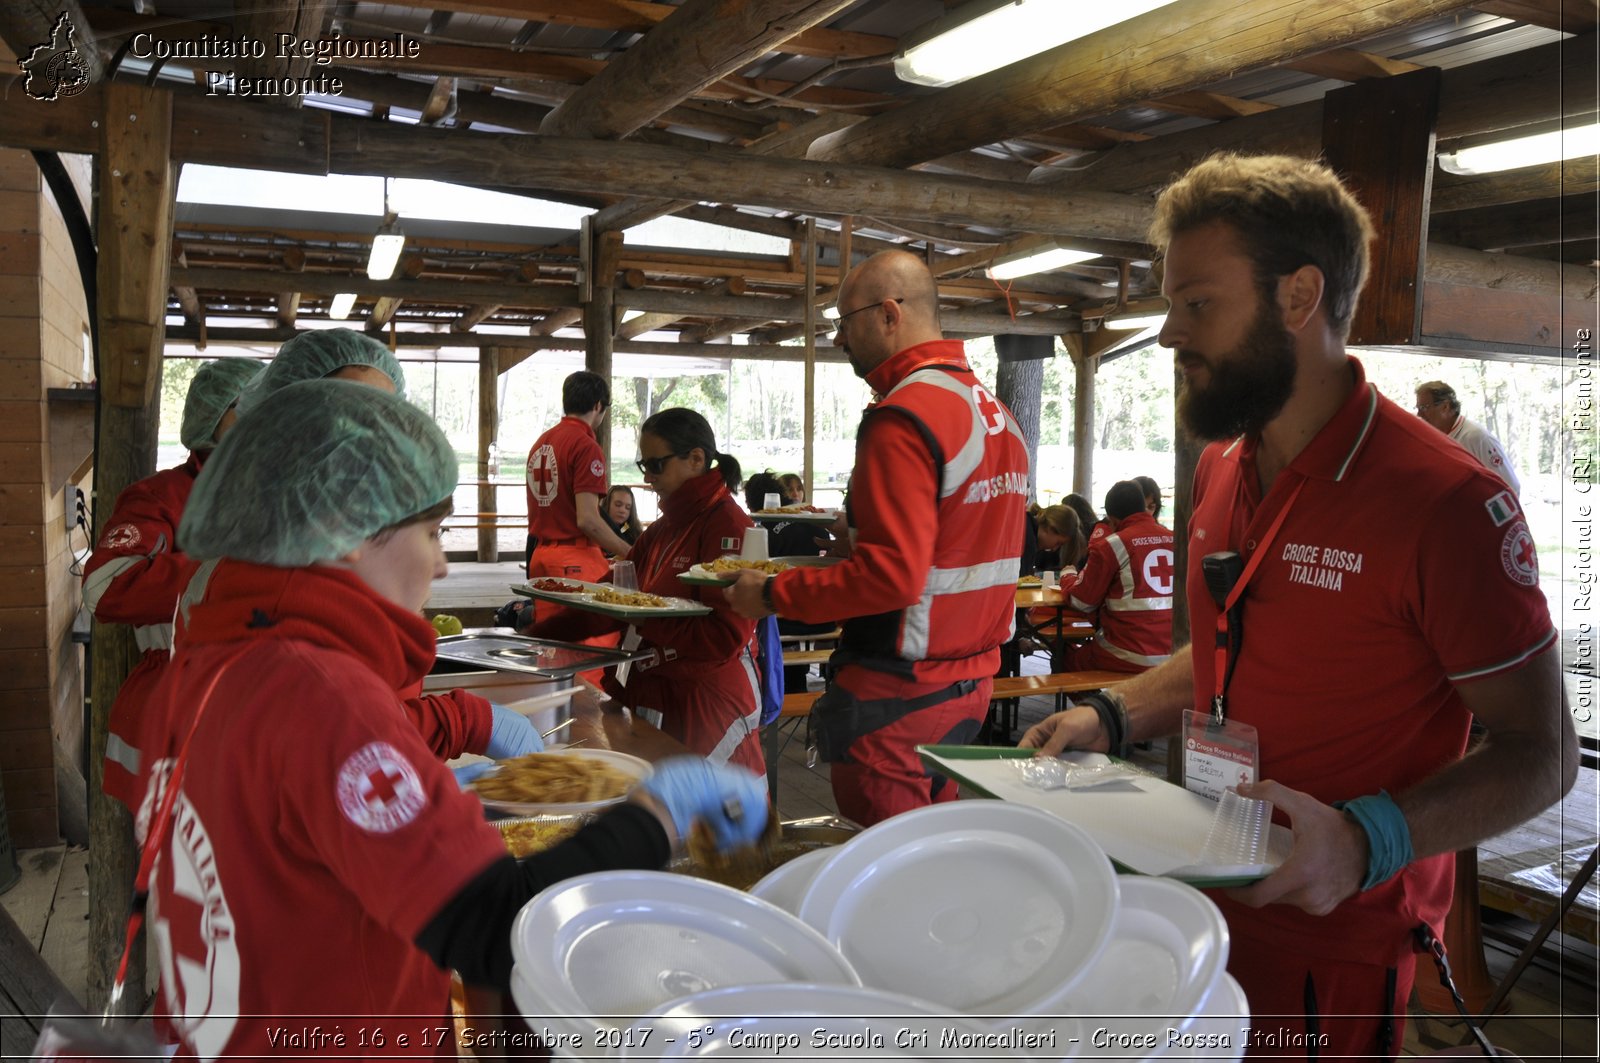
[
  {"xmin": 760, "ymin": 574, "xmax": 778, "ymax": 615},
  {"xmin": 1078, "ymin": 691, "xmax": 1130, "ymax": 759}
]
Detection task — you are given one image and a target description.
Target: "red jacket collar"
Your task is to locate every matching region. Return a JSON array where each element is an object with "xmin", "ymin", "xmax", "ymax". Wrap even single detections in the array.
[
  {"xmin": 559, "ymin": 414, "xmax": 597, "ymax": 440},
  {"xmin": 180, "ymin": 560, "xmax": 437, "ymax": 691},
  {"xmin": 659, "ymin": 468, "xmax": 732, "ymax": 523},
  {"xmin": 865, "ymin": 339, "xmax": 970, "ymax": 396}
]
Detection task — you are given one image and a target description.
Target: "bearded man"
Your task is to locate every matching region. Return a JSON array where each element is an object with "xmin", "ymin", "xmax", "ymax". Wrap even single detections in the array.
[{"xmin": 1021, "ymin": 154, "xmax": 1575, "ymax": 1058}]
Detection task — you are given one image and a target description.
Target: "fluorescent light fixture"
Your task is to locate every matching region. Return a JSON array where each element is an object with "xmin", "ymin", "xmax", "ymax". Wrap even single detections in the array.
[
  {"xmin": 896, "ymin": 0, "xmax": 1180, "ymax": 88},
  {"xmin": 328, "ymin": 292, "xmax": 357, "ymax": 320},
  {"xmin": 987, "ymin": 245, "xmax": 1100, "ymax": 281},
  {"xmin": 1103, "ymin": 311, "xmax": 1167, "ymax": 331},
  {"xmin": 366, "ymin": 224, "xmax": 406, "ymax": 280},
  {"xmin": 1438, "ymin": 122, "xmax": 1600, "ymax": 176}
]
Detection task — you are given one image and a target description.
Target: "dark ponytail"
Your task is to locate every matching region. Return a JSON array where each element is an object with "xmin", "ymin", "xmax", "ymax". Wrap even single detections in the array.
[{"xmin": 640, "ymin": 407, "xmax": 740, "ymax": 490}]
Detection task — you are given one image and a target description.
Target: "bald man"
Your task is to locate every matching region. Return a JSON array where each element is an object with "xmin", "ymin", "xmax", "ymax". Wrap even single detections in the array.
[{"xmin": 728, "ymin": 251, "xmax": 1032, "ymax": 824}]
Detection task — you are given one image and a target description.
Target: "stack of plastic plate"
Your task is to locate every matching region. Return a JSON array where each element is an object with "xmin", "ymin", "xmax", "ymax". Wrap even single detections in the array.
[
  {"xmin": 509, "ymin": 871, "xmax": 860, "ymax": 1060},
  {"xmin": 621, "ymin": 983, "xmax": 1019, "ymax": 1061},
  {"xmin": 790, "ymin": 802, "xmax": 1119, "ymax": 1025},
  {"xmin": 1022, "ymin": 876, "xmax": 1246, "ymax": 1061}
]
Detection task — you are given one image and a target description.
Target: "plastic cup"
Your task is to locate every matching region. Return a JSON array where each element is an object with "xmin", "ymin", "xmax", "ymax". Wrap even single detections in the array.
[
  {"xmin": 740, "ymin": 526, "xmax": 769, "ymax": 561},
  {"xmin": 1040, "ymin": 570, "xmax": 1058, "ymax": 589},
  {"xmin": 610, "ymin": 560, "xmax": 637, "ymax": 591},
  {"xmin": 1197, "ymin": 789, "xmax": 1272, "ymax": 867},
  {"xmin": 763, "ymin": 492, "xmax": 782, "ymax": 511}
]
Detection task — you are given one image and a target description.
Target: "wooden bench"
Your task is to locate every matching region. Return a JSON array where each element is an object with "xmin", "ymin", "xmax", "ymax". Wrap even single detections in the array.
[{"xmin": 783, "ymin": 649, "xmax": 834, "ymax": 667}]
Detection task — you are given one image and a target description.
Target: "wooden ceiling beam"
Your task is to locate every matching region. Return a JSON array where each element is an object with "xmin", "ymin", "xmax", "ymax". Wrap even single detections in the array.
[
  {"xmin": 1432, "ymin": 155, "xmax": 1600, "ymax": 213},
  {"xmin": 1283, "ymin": 47, "xmax": 1425, "ymax": 81},
  {"xmin": 1147, "ymin": 90, "xmax": 1278, "ymax": 120},
  {"xmin": 455, "ymin": 304, "xmax": 503, "ymax": 330},
  {"xmin": 1029, "ymin": 31, "xmax": 1597, "ymax": 201},
  {"xmin": 228, "ymin": 1, "xmax": 333, "ymax": 105},
  {"xmin": 380, "ymin": 1, "xmax": 896, "ymax": 61},
  {"xmin": 617, "ymin": 277, "xmax": 747, "ymax": 340},
  {"xmin": 0, "ymin": 1, "xmax": 104, "ymax": 87},
  {"xmin": 276, "ymin": 291, "xmax": 301, "ymax": 328},
  {"xmin": 806, "ymin": 0, "xmax": 1482, "ymax": 169},
  {"xmin": 1429, "ymin": 194, "xmax": 1599, "ymax": 252},
  {"xmin": 539, "ymin": 1, "xmax": 854, "ymax": 140},
  {"xmin": 173, "ymin": 265, "xmax": 578, "ymax": 310},
  {"xmin": 1474, "ymin": 0, "xmax": 1600, "ymax": 34}
]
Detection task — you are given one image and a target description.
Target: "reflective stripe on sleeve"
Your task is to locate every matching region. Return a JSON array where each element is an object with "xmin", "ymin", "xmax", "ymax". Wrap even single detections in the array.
[
  {"xmin": 133, "ymin": 623, "xmax": 174, "ymax": 652},
  {"xmin": 82, "ymin": 555, "xmax": 142, "ymax": 614},
  {"xmin": 105, "ymin": 732, "xmax": 142, "ymax": 776},
  {"xmin": 901, "ymin": 557, "xmax": 1019, "ymax": 659}
]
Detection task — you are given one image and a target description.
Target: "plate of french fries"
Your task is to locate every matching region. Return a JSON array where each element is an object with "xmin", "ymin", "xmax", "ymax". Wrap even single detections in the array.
[{"xmin": 469, "ymin": 748, "xmax": 653, "ymax": 815}]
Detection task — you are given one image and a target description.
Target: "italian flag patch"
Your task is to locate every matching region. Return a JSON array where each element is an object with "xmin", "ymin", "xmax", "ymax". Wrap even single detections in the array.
[
  {"xmin": 1484, "ymin": 490, "xmax": 1518, "ymax": 527},
  {"xmin": 720, "ymin": 536, "xmax": 740, "ymax": 550}
]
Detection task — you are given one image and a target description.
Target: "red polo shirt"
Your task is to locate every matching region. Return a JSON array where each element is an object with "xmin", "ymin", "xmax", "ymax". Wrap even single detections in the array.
[
  {"xmin": 1188, "ymin": 357, "xmax": 1555, "ymax": 963},
  {"xmin": 525, "ymin": 415, "xmax": 607, "ymax": 543}
]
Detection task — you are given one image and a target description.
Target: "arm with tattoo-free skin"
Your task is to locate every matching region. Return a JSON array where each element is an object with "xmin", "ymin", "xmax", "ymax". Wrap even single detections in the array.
[
  {"xmin": 1018, "ymin": 643, "xmax": 1196, "ymax": 755},
  {"xmin": 1229, "ymin": 646, "xmax": 1577, "ymax": 916}
]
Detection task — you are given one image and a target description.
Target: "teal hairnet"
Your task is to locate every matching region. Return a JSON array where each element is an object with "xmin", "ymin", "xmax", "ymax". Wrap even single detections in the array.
[
  {"xmin": 181, "ymin": 380, "xmax": 457, "ymax": 567},
  {"xmin": 234, "ymin": 328, "xmax": 406, "ymax": 417},
  {"xmin": 179, "ymin": 359, "xmax": 262, "ymax": 451}
]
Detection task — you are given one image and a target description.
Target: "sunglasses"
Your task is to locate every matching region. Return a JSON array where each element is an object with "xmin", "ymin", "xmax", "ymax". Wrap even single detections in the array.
[{"xmin": 635, "ymin": 453, "xmax": 686, "ymax": 475}]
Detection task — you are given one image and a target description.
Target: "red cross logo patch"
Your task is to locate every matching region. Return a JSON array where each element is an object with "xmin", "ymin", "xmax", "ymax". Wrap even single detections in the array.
[
  {"xmin": 1499, "ymin": 522, "xmax": 1538, "ymax": 587},
  {"xmin": 527, "ymin": 444, "xmax": 559, "ymax": 507},
  {"xmin": 335, "ymin": 742, "xmax": 427, "ymax": 833},
  {"xmin": 102, "ymin": 522, "xmax": 142, "ymax": 550},
  {"xmin": 1143, "ymin": 548, "xmax": 1176, "ymax": 596},
  {"xmin": 971, "ymin": 384, "xmax": 1007, "ymax": 436}
]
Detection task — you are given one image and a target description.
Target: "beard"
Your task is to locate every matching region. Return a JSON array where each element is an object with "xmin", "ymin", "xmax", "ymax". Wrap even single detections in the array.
[{"xmin": 1175, "ymin": 298, "xmax": 1298, "ymax": 441}]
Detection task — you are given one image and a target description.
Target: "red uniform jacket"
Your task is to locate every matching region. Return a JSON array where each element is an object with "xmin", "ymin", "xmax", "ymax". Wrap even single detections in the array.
[
  {"xmin": 1062, "ymin": 509, "xmax": 1175, "ymax": 669},
  {"xmin": 771, "ymin": 341, "xmax": 1031, "ymax": 684},
  {"xmin": 137, "ymin": 561, "xmax": 508, "ymax": 1060}
]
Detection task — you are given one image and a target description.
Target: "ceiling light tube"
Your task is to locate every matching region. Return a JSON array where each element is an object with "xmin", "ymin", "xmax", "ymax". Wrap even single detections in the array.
[
  {"xmin": 986, "ymin": 245, "xmax": 1101, "ymax": 281},
  {"xmin": 895, "ymin": 0, "xmax": 1180, "ymax": 88},
  {"xmin": 1103, "ymin": 310, "xmax": 1167, "ymax": 331},
  {"xmin": 366, "ymin": 225, "xmax": 406, "ymax": 281},
  {"xmin": 1437, "ymin": 122, "xmax": 1600, "ymax": 176},
  {"xmin": 328, "ymin": 292, "xmax": 357, "ymax": 320}
]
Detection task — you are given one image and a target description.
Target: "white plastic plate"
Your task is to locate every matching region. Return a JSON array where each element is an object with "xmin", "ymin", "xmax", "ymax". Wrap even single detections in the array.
[
  {"xmin": 795, "ymin": 802, "xmax": 1117, "ymax": 1023},
  {"xmin": 747, "ymin": 846, "xmax": 838, "ymax": 915},
  {"xmin": 623, "ymin": 982, "xmax": 1012, "ymax": 1061},
  {"xmin": 510, "ymin": 871, "xmax": 860, "ymax": 1039}
]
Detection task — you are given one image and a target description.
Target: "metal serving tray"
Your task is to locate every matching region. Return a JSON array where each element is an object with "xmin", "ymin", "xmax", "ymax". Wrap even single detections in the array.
[{"xmin": 434, "ymin": 628, "xmax": 652, "ymax": 678}]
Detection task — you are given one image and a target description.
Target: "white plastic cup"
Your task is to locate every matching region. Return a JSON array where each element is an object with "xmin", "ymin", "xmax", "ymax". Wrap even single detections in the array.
[
  {"xmin": 1040, "ymin": 570, "xmax": 1058, "ymax": 590},
  {"xmin": 763, "ymin": 492, "xmax": 782, "ymax": 511},
  {"xmin": 1198, "ymin": 789, "xmax": 1273, "ymax": 867},
  {"xmin": 610, "ymin": 560, "xmax": 637, "ymax": 590},
  {"xmin": 740, "ymin": 526, "xmax": 769, "ymax": 560}
]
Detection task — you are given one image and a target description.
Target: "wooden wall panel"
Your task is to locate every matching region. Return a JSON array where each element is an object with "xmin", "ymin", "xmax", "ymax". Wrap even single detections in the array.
[
  {"xmin": 0, "ymin": 607, "xmax": 48, "ymax": 649},
  {"xmin": 0, "ymin": 524, "xmax": 43, "ymax": 555},
  {"xmin": 0, "ymin": 482, "xmax": 44, "ymax": 524},
  {"xmin": 0, "ymin": 441, "xmax": 43, "ymax": 482},
  {"xmin": 0, "ymin": 320, "xmax": 42, "ymax": 360},
  {"xmin": 0, "ymin": 231, "xmax": 41, "ymax": 273},
  {"xmin": 0, "ymin": 400, "xmax": 45, "ymax": 443},
  {"xmin": 0, "ymin": 273, "xmax": 40, "ymax": 319},
  {"xmin": 0, "ymin": 190, "xmax": 41, "ymax": 234},
  {"xmin": 0, "ymin": 567, "xmax": 46, "ymax": 608},
  {"xmin": 0, "ymin": 151, "xmax": 39, "ymax": 192}
]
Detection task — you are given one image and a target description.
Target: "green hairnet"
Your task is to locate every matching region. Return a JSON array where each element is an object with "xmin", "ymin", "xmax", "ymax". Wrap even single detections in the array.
[
  {"xmin": 181, "ymin": 380, "xmax": 457, "ymax": 567},
  {"xmin": 234, "ymin": 328, "xmax": 406, "ymax": 417},
  {"xmin": 179, "ymin": 359, "xmax": 262, "ymax": 452}
]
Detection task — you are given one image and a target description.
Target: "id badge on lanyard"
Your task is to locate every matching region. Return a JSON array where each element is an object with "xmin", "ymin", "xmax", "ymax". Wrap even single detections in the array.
[{"xmin": 1182, "ymin": 478, "xmax": 1304, "ymax": 802}]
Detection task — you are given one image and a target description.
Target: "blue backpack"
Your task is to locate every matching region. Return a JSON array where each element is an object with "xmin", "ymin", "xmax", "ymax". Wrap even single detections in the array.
[{"xmin": 756, "ymin": 615, "xmax": 785, "ymax": 726}]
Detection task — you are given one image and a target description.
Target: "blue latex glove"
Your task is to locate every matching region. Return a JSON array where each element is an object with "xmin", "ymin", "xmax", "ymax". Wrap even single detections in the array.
[
  {"xmin": 452, "ymin": 761, "xmax": 495, "ymax": 788},
  {"xmin": 638, "ymin": 756, "xmax": 769, "ymax": 851},
  {"xmin": 485, "ymin": 704, "xmax": 544, "ymax": 759}
]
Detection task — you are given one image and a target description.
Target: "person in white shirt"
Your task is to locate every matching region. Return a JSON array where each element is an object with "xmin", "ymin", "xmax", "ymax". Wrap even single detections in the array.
[{"xmin": 1416, "ymin": 380, "xmax": 1521, "ymax": 495}]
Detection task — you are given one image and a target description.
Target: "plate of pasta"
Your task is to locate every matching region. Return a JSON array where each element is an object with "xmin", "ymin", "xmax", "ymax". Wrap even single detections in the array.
[
  {"xmin": 470, "ymin": 748, "xmax": 654, "ymax": 815},
  {"xmin": 678, "ymin": 555, "xmax": 841, "ymax": 586},
  {"xmin": 750, "ymin": 505, "xmax": 840, "ymax": 525},
  {"xmin": 514, "ymin": 578, "xmax": 713, "ymax": 618}
]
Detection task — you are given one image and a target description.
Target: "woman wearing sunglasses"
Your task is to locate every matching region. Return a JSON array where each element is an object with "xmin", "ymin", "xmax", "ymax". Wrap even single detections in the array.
[{"xmin": 528, "ymin": 408, "xmax": 765, "ymax": 773}]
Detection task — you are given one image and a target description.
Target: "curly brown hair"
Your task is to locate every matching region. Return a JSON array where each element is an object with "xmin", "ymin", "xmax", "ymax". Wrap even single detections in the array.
[{"xmin": 1150, "ymin": 154, "xmax": 1375, "ymax": 336}]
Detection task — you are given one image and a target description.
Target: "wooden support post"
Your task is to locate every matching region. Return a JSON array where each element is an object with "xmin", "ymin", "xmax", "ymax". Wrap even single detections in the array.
[
  {"xmin": 1322, "ymin": 68, "xmax": 1442, "ymax": 344},
  {"xmin": 89, "ymin": 82, "xmax": 174, "ymax": 1014},
  {"xmin": 477, "ymin": 347, "xmax": 501, "ymax": 564},
  {"xmin": 1066, "ymin": 339, "xmax": 1095, "ymax": 497},
  {"xmin": 585, "ymin": 230, "xmax": 622, "ymax": 470},
  {"xmin": 802, "ymin": 217, "xmax": 817, "ymax": 500}
]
